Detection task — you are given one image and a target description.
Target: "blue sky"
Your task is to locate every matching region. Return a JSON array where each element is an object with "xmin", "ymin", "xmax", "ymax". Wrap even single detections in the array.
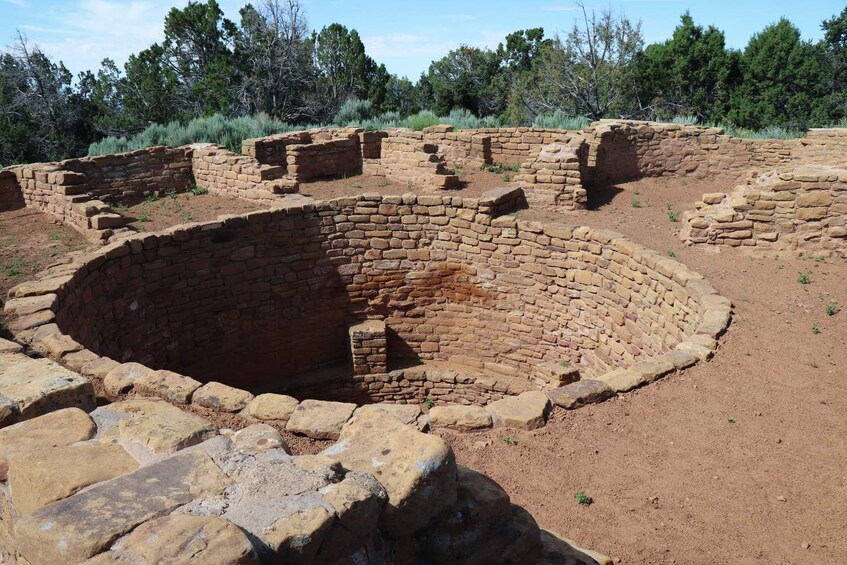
[{"xmin": 1, "ymin": 0, "xmax": 843, "ymax": 79}]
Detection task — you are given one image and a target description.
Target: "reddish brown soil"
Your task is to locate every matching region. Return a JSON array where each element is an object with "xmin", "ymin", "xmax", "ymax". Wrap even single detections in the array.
[
  {"xmin": 0, "ymin": 207, "xmax": 91, "ymax": 336},
  {"xmin": 441, "ymin": 177, "xmax": 847, "ymax": 564},
  {"xmin": 119, "ymin": 191, "xmax": 263, "ymax": 232},
  {"xmin": 299, "ymin": 169, "xmax": 515, "ymax": 200}
]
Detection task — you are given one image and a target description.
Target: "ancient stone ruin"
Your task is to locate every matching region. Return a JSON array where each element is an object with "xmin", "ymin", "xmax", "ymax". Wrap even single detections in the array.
[{"xmin": 0, "ymin": 119, "xmax": 844, "ymax": 564}]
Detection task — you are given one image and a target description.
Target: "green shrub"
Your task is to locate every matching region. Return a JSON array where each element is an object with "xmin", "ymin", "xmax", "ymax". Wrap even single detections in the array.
[
  {"xmin": 89, "ymin": 113, "xmax": 311, "ymax": 155},
  {"xmin": 672, "ymin": 115, "xmax": 698, "ymax": 125},
  {"xmin": 333, "ymin": 99, "xmax": 374, "ymax": 126},
  {"xmin": 532, "ymin": 110, "xmax": 589, "ymax": 130},
  {"xmin": 441, "ymin": 108, "xmax": 501, "ymax": 129},
  {"xmin": 405, "ymin": 110, "xmax": 440, "ymax": 131}
]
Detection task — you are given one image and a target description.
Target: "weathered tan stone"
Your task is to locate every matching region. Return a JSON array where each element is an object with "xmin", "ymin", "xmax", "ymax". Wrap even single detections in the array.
[
  {"xmin": 0, "ymin": 338, "xmax": 22, "ymax": 354},
  {"xmin": 193, "ymin": 381, "xmax": 254, "ymax": 412},
  {"xmin": 102, "ymin": 515, "xmax": 259, "ymax": 564},
  {"xmin": 14, "ymin": 451, "xmax": 230, "ymax": 564},
  {"xmin": 629, "ymin": 357, "xmax": 676, "ymax": 383},
  {"xmin": 265, "ymin": 507, "xmax": 335, "ymax": 564},
  {"xmin": 286, "ymin": 399, "xmax": 357, "ymax": 440},
  {"xmin": 595, "ymin": 369, "xmax": 645, "ymax": 392},
  {"xmin": 354, "ymin": 403, "xmax": 423, "ymax": 428},
  {"xmin": 486, "ymin": 391, "xmax": 551, "ymax": 430},
  {"xmin": 233, "ymin": 423, "xmax": 289, "ymax": 454},
  {"xmin": 430, "ymin": 405, "xmax": 492, "ymax": 431},
  {"xmin": 547, "ymin": 380, "xmax": 614, "ymax": 409},
  {"xmin": 321, "ymin": 408, "xmax": 457, "ymax": 538},
  {"xmin": 102, "ymin": 398, "xmax": 217, "ymax": 454},
  {"xmin": 133, "ymin": 369, "xmax": 202, "ymax": 404},
  {"xmin": 0, "ymin": 354, "xmax": 95, "ymax": 419},
  {"xmin": 246, "ymin": 393, "xmax": 299, "ymax": 421},
  {"xmin": 103, "ymin": 362, "xmax": 150, "ymax": 396},
  {"xmin": 8, "ymin": 444, "xmax": 138, "ymax": 516},
  {"xmin": 0, "ymin": 407, "xmax": 96, "ymax": 480},
  {"xmin": 318, "ymin": 474, "xmax": 386, "ymax": 560},
  {"xmin": 534, "ymin": 361, "xmax": 580, "ymax": 385}
]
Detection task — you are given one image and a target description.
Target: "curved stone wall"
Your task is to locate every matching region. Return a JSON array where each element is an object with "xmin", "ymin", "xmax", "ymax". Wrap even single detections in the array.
[{"xmin": 9, "ymin": 193, "xmax": 729, "ymax": 405}]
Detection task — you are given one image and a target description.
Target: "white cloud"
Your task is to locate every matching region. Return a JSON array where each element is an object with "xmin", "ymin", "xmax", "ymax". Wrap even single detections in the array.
[
  {"xmin": 8, "ymin": 0, "xmax": 244, "ymax": 74},
  {"xmin": 3, "ymin": 0, "xmax": 30, "ymax": 8}
]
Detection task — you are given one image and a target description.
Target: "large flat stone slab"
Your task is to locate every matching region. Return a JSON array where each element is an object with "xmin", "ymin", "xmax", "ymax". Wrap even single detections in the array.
[
  {"xmin": 14, "ymin": 450, "xmax": 230, "ymax": 564},
  {"xmin": 0, "ymin": 353, "xmax": 95, "ymax": 420},
  {"xmin": 193, "ymin": 381, "xmax": 254, "ymax": 412},
  {"xmin": 321, "ymin": 408, "xmax": 457, "ymax": 538},
  {"xmin": 535, "ymin": 529, "xmax": 614, "ymax": 565},
  {"xmin": 354, "ymin": 403, "xmax": 425, "ymax": 429},
  {"xmin": 487, "ymin": 391, "xmax": 551, "ymax": 430},
  {"xmin": 286, "ymin": 399, "xmax": 357, "ymax": 440},
  {"xmin": 246, "ymin": 393, "xmax": 299, "ymax": 421},
  {"xmin": 103, "ymin": 362, "xmax": 151, "ymax": 396},
  {"xmin": 0, "ymin": 408, "xmax": 96, "ymax": 480},
  {"xmin": 8, "ymin": 443, "xmax": 138, "ymax": 516},
  {"xmin": 133, "ymin": 369, "xmax": 202, "ymax": 404},
  {"xmin": 429, "ymin": 405, "xmax": 492, "ymax": 431},
  {"xmin": 595, "ymin": 369, "xmax": 645, "ymax": 393},
  {"xmin": 98, "ymin": 399, "xmax": 217, "ymax": 454},
  {"xmin": 547, "ymin": 380, "xmax": 615, "ymax": 409},
  {"xmin": 91, "ymin": 515, "xmax": 259, "ymax": 564}
]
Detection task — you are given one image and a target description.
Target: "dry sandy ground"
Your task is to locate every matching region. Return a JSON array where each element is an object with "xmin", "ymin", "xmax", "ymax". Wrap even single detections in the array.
[{"xmin": 1, "ymin": 175, "xmax": 845, "ymax": 563}]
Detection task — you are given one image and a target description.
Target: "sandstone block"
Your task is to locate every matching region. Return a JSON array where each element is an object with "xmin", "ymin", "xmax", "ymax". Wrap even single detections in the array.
[
  {"xmin": 321, "ymin": 408, "xmax": 457, "ymax": 538},
  {"xmin": 486, "ymin": 391, "xmax": 551, "ymax": 430},
  {"xmin": 100, "ymin": 398, "xmax": 217, "ymax": 454},
  {"xmin": 318, "ymin": 474, "xmax": 387, "ymax": 560},
  {"xmin": 266, "ymin": 507, "xmax": 335, "ymax": 564},
  {"xmin": 246, "ymin": 393, "xmax": 299, "ymax": 421},
  {"xmin": 429, "ymin": 405, "xmax": 492, "ymax": 431},
  {"xmin": 233, "ymin": 423, "xmax": 289, "ymax": 454},
  {"xmin": 534, "ymin": 361, "xmax": 580, "ymax": 385},
  {"xmin": 193, "ymin": 381, "xmax": 254, "ymax": 412},
  {"xmin": 629, "ymin": 357, "xmax": 676, "ymax": 383},
  {"xmin": 354, "ymin": 403, "xmax": 423, "ymax": 428},
  {"xmin": 103, "ymin": 362, "xmax": 151, "ymax": 396},
  {"xmin": 595, "ymin": 369, "xmax": 645, "ymax": 392},
  {"xmin": 134, "ymin": 369, "xmax": 202, "ymax": 404},
  {"xmin": 14, "ymin": 451, "xmax": 230, "ymax": 564},
  {"xmin": 96, "ymin": 515, "xmax": 259, "ymax": 564},
  {"xmin": 0, "ymin": 407, "xmax": 96, "ymax": 480},
  {"xmin": 286, "ymin": 399, "xmax": 357, "ymax": 440},
  {"xmin": 547, "ymin": 380, "xmax": 614, "ymax": 409},
  {"xmin": 0, "ymin": 354, "xmax": 95, "ymax": 419},
  {"xmin": 8, "ymin": 443, "xmax": 138, "ymax": 516},
  {"xmin": 0, "ymin": 338, "xmax": 22, "ymax": 354},
  {"xmin": 536, "ymin": 530, "xmax": 614, "ymax": 565}
]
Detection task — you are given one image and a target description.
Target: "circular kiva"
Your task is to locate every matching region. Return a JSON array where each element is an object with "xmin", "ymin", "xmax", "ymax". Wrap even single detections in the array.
[{"xmin": 5, "ymin": 192, "xmax": 730, "ymax": 434}]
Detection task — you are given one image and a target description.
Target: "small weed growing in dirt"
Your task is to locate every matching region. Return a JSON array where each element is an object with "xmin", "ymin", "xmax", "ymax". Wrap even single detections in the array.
[
  {"xmin": 352, "ymin": 182, "xmax": 362, "ymax": 189},
  {"xmin": 727, "ymin": 417, "xmax": 736, "ymax": 423},
  {"xmin": 668, "ymin": 211, "xmax": 680, "ymax": 222},
  {"xmin": 574, "ymin": 491, "xmax": 593, "ymax": 505},
  {"xmin": 811, "ymin": 362, "xmax": 819, "ymax": 368},
  {"xmin": 138, "ymin": 212, "xmax": 150, "ymax": 223},
  {"xmin": 666, "ymin": 203, "xmax": 672, "ymax": 210},
  {"xmin": 813, "ymin": 255, "xmax": 825, "ymax": 263},
  {"xmin": 503, "ymin": 436, "xmax": 518, "ymax": 446},
  {"xmin": 826, "ymin": 302, "xmax": 839, "ymax": 316},
  {"xmin": 668, "ymin": 250, "xmax": 677, "ymax": 258},
  {"xmin": 560, "ymin": 359, "xmax": 570, "ymax": 368},
  {"xmin": 49, "ymin": 231, "xmax": 61, "ymax": 241},
  {"xmin": 502, "ymin": 173, "xmax": 512, "ymax": 182},
  {"xmin": 165, "ymin": 189, "xmax": 178, "ymax": 199},
  {"xmin": 378, "ymin": 178, "xmax": 391, "ymax": 187},
  {"xmin": 189, "ymin": 185, "xmax": 208, "ymax": 196},
  {"xmin": 798, "ymin": 272, "xmax": 811, "ymax": 285},
  {"xmin": 482, "ymin": 163, "xmax": 519, "ymax": 174},
  {"xmin": 632, "ymin": 199, "xmax": 642, "ymax": 208},
  {"xmin": 634, "ymin": 190, "xmax": 640, "ymax": 195},
  {"xmin": 111, "ymin": 202, "xmax": 128, "ymax": 211},
  {"xmin": 145, "ymin": 194, "xmax": 158, "ymax": 203},
  {"xmin": 811, "ymin": 324, "xmax": 821, "ymax": 334},
  {"xmin": 423, "ymin": 398, "xmax": 434, "ymax": 409},
  {"xmin": 6, "ymin": 259, "xmax": 24, "ymax": 276}
]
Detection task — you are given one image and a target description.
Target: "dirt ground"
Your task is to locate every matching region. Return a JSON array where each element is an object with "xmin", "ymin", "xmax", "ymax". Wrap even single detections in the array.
[
  {"xmin": 299, "ymin": 167, "xmax": 514, "ymax": 200},
  {"xmin": 0, "ymin": 207, "xmax": 92, "ymax": 337},
  {"xmin": 118, "ymin": 190, "xmax": 263, "ymax": 232},
  {"xmin": 1, "ymin": 176, "xmax": 845, "ymax": 563}
]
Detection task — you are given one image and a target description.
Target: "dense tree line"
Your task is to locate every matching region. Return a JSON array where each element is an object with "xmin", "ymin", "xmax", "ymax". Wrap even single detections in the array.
[{"xmin": 2, "ymin": 0, "xmax": 846, "ymax": 165}]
